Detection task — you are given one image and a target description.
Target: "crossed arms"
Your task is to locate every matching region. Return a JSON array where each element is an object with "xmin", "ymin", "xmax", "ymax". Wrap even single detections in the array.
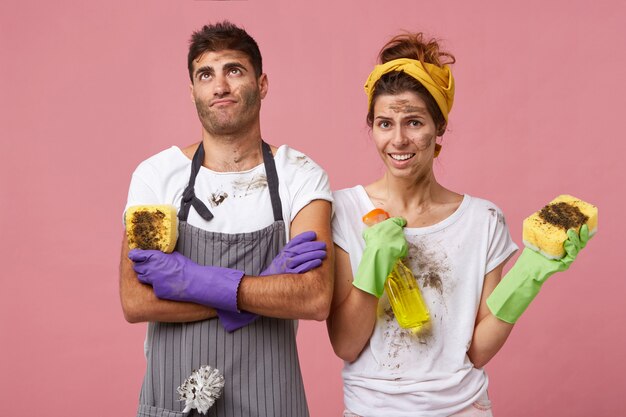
[{"xmin": 119, "ymin": 199, "xmax": 333, "ymax": 323}]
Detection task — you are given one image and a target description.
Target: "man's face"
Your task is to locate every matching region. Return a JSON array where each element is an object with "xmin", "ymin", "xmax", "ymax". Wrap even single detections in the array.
[{"xmin": 190, "ymin": 49, "xmax": 267, "ymax": 137}]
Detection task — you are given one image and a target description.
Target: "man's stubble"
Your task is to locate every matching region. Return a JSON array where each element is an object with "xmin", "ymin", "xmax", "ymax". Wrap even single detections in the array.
[{"xmin": 195, "ymin": 84, "xmax": 261, "ymax": 138}]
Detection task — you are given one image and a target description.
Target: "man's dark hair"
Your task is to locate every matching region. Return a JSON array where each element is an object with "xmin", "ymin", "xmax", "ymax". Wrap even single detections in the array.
[{"xmin": 187, "ymin": 21, "xmax": 263, "ymax": 82}]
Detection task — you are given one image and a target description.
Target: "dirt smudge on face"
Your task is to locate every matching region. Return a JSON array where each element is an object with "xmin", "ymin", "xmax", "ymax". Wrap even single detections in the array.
[
  {"xmin": 208, "ymin": 191, "xmax": 228, "ymax": 207},
  {"xmin": 388, "ymin": 99, "xmax": 427, "ymax": 115},
  {"xmin": 412, "ymin": 136, "xmax": 433, "ymax": 151},
  {"xmin": 232, "ymin": 174, "xmax": 267, "ymax": 196}
]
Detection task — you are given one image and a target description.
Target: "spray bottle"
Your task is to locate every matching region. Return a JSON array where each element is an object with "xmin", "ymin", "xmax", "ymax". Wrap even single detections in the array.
[{"xmin": 363, "ymin": 208, "xmax": 430, "ymax": 329}]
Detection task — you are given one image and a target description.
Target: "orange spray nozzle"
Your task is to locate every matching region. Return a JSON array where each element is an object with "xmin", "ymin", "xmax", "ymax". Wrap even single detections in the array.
[{"xmin": 362, "ymin": 208, "xmax": 390, "ymax": 226}]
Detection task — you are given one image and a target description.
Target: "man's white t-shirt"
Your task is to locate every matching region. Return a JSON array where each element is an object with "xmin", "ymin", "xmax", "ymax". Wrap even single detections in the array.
[
  {"xmin": 125, "ymin": 145, "xmax": 332, "ymax": 238},
  {"xmin": 332, "ymin": 186, "xmax": 518, "ymax": 417},
  {"xmin": 126, "ymin": 144, "xmax": 332, "ymax": 357}
]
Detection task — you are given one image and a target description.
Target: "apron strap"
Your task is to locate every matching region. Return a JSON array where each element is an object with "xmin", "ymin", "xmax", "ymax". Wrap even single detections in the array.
[
  {"xmin": 178, "ymin": 141, "xmax": 283, "ymax": 223},
  {"xmin": 262, "ymin": 141, "xmax": 283, "ymax": 222},
  {"xmin": 178, "ymin": 142, "xmax": 214, "ymax": 221}
]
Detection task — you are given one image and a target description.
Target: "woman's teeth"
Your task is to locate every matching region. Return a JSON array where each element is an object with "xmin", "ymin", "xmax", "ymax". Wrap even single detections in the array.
[{"xmin": 389, "ymin": 153, "xmax": 415, "ymax": 161}]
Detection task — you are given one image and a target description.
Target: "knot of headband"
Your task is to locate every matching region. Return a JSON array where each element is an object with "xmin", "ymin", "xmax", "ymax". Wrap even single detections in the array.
[{"xmin": 364, "ymin": 58, "xmax": 455, "ymax": 122}]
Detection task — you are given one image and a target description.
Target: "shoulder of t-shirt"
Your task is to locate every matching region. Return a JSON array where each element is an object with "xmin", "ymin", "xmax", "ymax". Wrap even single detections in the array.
[
  {"xmin": 134, "ymin": 146, "xmax": 186, "ymax": 172},
  {"xmin": 464, "ymin": 195, "xmax": 503, "ymax": 214},
  {"xmin": 332, "ymin": 186, "xmax": 364, "ymax": 209},
  {"xmin": 273, "ymin": 144, "xmax": 326, "ymax": 174},
  {"xmin": 133, "ymin": 146, "xmax": 189, "ymax": 179},
  {"xmin": 330, "ymin": 186, "xmax": 366, "ymax": 248},
  {"xmin": 273, "ymin": 144, "xmax": 331, "ymax": 196},
  {"xmin": 462, "ymin": 194, "xmax": 511, "ymax": 230},
  {"xmin": 331, "ymin": 186, "xmax": 365, "ymax": 225}
]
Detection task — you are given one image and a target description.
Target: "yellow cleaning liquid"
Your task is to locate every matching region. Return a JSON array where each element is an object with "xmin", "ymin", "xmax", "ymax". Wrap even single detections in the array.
[
  {"xmin": 362, "ymin": 208, "xmax": 430, "ymax": 330},
  {"xmin": 385, "ymin": 260, "xmax": 430, "ymax": 329}
]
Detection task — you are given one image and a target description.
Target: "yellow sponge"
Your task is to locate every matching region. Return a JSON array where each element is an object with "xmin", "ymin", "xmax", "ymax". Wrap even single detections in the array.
[
  {"xmin": 523, "ymin": 195, "xmax": 597, "ymax": 259},
  {"xmin": 125, "ymin": 205, "xmax": 178, "ymax": 253}
]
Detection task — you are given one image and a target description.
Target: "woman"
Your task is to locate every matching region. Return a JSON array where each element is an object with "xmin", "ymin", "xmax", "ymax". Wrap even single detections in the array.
[{"xmin": 327, "ymin": 33, "xmax": 589, "ymax": 417}]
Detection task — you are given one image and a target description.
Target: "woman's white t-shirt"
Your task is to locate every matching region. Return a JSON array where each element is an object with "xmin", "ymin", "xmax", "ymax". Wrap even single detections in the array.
[{"xmin": 332, "ymin": 186, "xmax": 518, "ymax": 417}]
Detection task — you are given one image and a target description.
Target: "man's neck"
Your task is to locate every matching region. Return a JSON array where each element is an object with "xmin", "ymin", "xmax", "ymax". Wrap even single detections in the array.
[{"xmin": 200, "ymin": 127, "xmax": 264, "ymax": 172}]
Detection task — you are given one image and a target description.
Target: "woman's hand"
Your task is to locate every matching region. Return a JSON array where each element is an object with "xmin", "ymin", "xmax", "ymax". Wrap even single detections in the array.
[
  {"xmin": 353, "ymin": 217, "xmax": 408, "ymax": 297},
  {"xmin": 486, "ymin": 224, "xmax": 591, "ymax": 324}
]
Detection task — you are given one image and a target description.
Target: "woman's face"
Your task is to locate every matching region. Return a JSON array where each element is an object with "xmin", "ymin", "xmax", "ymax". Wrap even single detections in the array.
[{"xmin": 372, "ymin": 91, "xmax": 439, "ymax": 180}]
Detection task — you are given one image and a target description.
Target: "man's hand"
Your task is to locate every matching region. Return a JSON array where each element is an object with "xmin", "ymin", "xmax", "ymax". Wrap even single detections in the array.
[
  {"xmin": 261, "ymin": 231, "xmax": 327, "ymax": 276},
  {"xmin": 218, "ymin": 231, "xmax": 327, "ymax": 332},
  {"xmin": 128, "ymin": 249, "xmax": 244, "ymax": 312}
]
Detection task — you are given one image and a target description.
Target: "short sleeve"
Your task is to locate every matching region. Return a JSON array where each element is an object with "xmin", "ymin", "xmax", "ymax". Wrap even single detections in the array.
[
  {"xmin": 122, "ymin": 163, "xmax": 161, "ymax": 225},
  {"xmin": 330, "ymin": 188, "xmax": 370, "ymax": 278},
  {"xmin": 275, "ymin": 146, "xmax": 333, "ymax": 221},
  {"xmin": 331, "ymin": 208, "xmax": 349, "ymax": 252},
  {"xmin": 485, "ymin": 206, "xmax": 519, "ymax": 273}
]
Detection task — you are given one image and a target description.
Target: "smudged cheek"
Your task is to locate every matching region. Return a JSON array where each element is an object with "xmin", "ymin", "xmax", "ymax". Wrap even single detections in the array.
[
  {"xmin": 240, "ymin": 84, "xmax": 261, "ymax": 108},
  {"xmin": 409, "ymin": 135, "xmax": 435, "ymax": 151}
]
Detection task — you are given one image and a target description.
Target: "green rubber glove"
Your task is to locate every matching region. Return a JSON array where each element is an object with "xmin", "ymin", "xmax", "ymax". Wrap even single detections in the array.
[
  {"xmin": 487, "ymin": 224, "xmax": 590, "ymax": 324},
  {"xmin": 354, "ymin": 217, "xmax": 408, "ymax": 297}
]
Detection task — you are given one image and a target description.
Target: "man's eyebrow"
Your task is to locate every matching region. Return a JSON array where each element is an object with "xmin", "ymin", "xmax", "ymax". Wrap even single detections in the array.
[
  {"xmin": 194, "ymin": 65, "xmax": 214, "ymax": 78},
  {"xmin": 223, "ymin": 62, "xmax": 247, "ymax": 71}
]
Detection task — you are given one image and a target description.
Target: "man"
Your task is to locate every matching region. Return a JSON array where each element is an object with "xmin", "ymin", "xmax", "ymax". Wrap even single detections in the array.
[{"xmin": 119, "ymin": 21, "xmax": 333, "ymax": 417}]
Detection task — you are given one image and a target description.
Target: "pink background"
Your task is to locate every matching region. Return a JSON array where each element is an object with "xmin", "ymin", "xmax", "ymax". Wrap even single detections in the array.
[{"xmin": 1, "ymin": 0, "xmax": 624, "ymax": 415}]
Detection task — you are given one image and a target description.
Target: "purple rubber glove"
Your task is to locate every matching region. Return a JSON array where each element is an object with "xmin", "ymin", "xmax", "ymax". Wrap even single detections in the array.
[
  {"xmin": 129, "ymin": 249, "xmax": 244, "ymax": 312},
  {"xmin": 218, "ymin": 231, "xmax": 327, "ymax": 332},
  {"xmin": 260, "ymin": 231, "xmax": 327, "ymax": 276}
]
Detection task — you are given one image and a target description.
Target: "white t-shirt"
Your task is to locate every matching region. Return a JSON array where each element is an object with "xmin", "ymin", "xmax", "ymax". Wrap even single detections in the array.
[
  {"xmin": 125, "ymin": 145, "xmax": 332, "ymax": 238},
  {"xmin": 332, "ymin": 186, "xmax": 518, "ymax": 417}
]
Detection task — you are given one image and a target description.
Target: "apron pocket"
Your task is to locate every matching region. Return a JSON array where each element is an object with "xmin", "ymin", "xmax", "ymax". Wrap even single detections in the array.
[{"xmin": 137, "ymin": 403, "xmax": 187, "ymax": 417}]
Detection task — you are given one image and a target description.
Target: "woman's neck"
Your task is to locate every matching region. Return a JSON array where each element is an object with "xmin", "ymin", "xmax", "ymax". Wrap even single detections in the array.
[
  {"xmin": 365, "ymin": 170, "xmax": 462, "ymax": 227},
  {"xmin": 370, "ymin": 170, "xmax": 438, "ymax": 208}
]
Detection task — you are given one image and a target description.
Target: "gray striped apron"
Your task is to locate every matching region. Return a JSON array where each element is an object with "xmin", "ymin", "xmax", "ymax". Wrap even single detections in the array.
[{"xmin": 137, "ymin": 141, "xmax": 309, "ymax": 417}]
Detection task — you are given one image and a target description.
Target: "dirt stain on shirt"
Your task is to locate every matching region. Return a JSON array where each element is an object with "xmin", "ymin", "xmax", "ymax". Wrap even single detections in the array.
[
  {"xmin": 376, "ymin": 237, "xmax": 453, "ymax": 369},
  {"xmin": 421, "ymin": 270, "xmax": 444, "ymax": 293},
  {"xmin": 232, "ymin": 174, "xmax": 268, "ymax": 197},
  {"xmin": 381, "ymin": 306, "xmax": 415, "ymax": 361},
  {"xmin": 288, "ymin": 154, "xmax": 314, "ymax": 170},
  {"xmin": 208, "ymin": 191, "xmax": 228, "ymax": 207},
  {"xmin": 407, "ymin": 240, "xmax": 450, "ymax": 296},
  {"xmin": 488, "ymin": 207, "xmax": 506, "ymax": 225}
]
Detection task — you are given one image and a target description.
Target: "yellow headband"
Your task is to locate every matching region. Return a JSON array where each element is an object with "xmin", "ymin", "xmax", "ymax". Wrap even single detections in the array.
[{"xmin": 364, "ymin": 58, "xmax": 455, "ymax": 121}]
